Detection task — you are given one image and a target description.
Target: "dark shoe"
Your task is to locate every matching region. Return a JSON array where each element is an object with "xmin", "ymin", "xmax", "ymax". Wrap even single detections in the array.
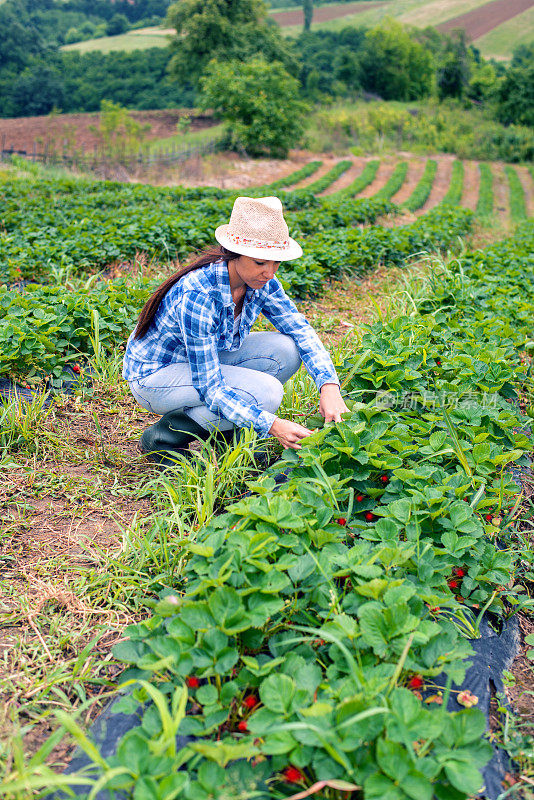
[{"xmin": 140, "ymin": 411, "xmax": 208, "ymax": 466}]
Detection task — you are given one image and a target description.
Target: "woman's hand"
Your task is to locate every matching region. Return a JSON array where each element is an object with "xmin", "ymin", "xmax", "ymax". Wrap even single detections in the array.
[
  {"xmin": 319, "ymin": 383, "xmax": 350, "ymax": 423},
  {"xmin": 269, "ymin": 417, "xmax": 314, "ymax": 449}
]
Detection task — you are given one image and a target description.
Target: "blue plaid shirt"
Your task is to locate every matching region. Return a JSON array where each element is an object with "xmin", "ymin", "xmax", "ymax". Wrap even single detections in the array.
[{"xmin": 123, "ymin": 260, "xmax": 339, "ymax": 435}]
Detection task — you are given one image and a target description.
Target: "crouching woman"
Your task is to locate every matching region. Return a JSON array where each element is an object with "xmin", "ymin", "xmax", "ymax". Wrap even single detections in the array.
[{"xmin": 122, "ymin": 195, "xmax": 348, "ymax": 464}]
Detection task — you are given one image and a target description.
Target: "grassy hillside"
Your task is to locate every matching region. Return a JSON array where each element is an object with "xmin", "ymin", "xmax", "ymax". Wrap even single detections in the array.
[
  {"xmin": 476, "ymin": 5, "xmax": 534, "ymax": 59},
  {"xmin": 61, "ymin": 26, "xmax": 171, "ymax": 53}
]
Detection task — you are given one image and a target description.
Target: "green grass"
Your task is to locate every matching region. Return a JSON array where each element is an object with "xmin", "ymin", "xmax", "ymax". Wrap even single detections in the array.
[
  {"xmin": 476, "ymin": 6, "xmax": 534, "ymax": 60},
  {"xmin": 147, "ymin": 124, "xmax": 225, "ymax": 154},
  {"xmin": 61, "ymin": 28, "xmax": 171, "ymax": 53}
]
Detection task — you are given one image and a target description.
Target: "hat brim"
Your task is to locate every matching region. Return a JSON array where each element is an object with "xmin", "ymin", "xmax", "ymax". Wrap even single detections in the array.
[{"xmin": 215, "ymin": 225, "xmax": 303, "ymax": 261}]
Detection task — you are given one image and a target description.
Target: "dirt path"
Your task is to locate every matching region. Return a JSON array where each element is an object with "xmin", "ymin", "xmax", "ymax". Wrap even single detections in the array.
[
  {"xmin": 436, "ymin": 0, "xmax": 534, "ymax": 40},
  {"xmin": 320, "ymin": 157, "xmax": 368, "ymax": 195},
  {"xmin": 271, "ymin": 0, "xmax": 386, "ymax": 27},
  {"xmin": 389, "ymin": 159, "xmax": 427, "ymax": 205},
  {"xmin": 492, "ymin": 163, "xmax": 511, "ymax": 226},
  {"xmin": 461, "ymin": 161, "xmax": 481, "ymax": 212},
  {"xmin": 515, "ymin": 165, "xmax": 534, "ymax": 218},
  {"xmin": 415, "ymin": 156, "xmax": 455, "ymax": 215},
  {"xmin": 291, "ymin": 158, "xmax": 340, "ymax": 190},
  {"xmin": 357, "ymin": 159, "xmax": 396, "ymax": 198}
]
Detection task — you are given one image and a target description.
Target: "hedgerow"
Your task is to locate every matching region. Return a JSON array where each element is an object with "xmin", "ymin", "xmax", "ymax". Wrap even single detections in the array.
[{"xmin": 64, "ymin": 222, "xmax": 534, "ymax": 800}]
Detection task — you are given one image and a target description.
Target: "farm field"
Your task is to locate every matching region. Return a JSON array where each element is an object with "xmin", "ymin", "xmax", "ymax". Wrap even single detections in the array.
[
  {"xmin": 61, "ymin": 27, "xmax": 171, "ymax": 53},
  {"xmin": 0, "ymin": 110, "xmax": 218, "ymax": 157},
  {"xmin": 59, "ymin": 0, "xmax": 534, "ymax": 58},
  {"xmin": 0, "ymin": 149, "xmax": 533, "ymax": 798},
  {"xmin": 476, "ymin": 4, "xmax": 534, "ymax": 58}
]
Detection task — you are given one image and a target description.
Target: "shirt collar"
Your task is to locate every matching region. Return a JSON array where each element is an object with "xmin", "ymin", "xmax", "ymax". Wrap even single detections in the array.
[{"xmin": 213, "ymin": 259, "xmax": 260, "ymax": 305}]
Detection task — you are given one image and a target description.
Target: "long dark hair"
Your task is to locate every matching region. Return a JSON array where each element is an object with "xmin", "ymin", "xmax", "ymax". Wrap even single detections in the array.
[{"xmin": 134, "ymin": 245, "xmax": 240, "ymax": 340}]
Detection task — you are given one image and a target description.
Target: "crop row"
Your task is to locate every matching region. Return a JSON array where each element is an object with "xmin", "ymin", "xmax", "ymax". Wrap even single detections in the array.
[
  {"xmin": 403, "ymin": 160, "xmax": 438, "ymax": 213},
  {"xmin": 261, "ymin": 160, "xmax": 323, "ymax": 192},
  {"xmin": 66, "ymin": 222, "xmax": 534, "ymax": 800},
  {"xmin": 440, "ymin": 161, "xmax": 464, "ymax": 207},
  {"xmin": 372, "ymin": 162, "xmax": 409, "ymax": 202},
  {"xmin": 505, "ymin": 165, "xmax": 528, "ymax": 222},
  {"xmin": 305, "ymin": 160, "xmax": 353, "ymax": 194},
  {"xmin": 476, "ymin": 164, "xmax": 493, "ymax": 219},
  {"xmin": 0, "ymin": 205, "xmax": 472, "ymax": 380}
]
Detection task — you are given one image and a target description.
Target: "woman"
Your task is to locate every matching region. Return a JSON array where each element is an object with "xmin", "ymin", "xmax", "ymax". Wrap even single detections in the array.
[{"xmin": 123, "ymin": 195, "xmax": 349, "ymax": 464}]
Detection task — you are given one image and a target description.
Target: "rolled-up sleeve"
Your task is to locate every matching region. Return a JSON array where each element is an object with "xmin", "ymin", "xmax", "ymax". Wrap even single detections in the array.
[
  {"xmin": 261, "ymin": 278, "xmax": 340, "ymax": 390},
  {"xmin": 177, "ymin": 291, "xmax": 275, "ymax": 436}
]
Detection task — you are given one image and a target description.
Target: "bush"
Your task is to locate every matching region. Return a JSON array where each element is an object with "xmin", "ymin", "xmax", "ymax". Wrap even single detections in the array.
[{"xmin": 200, "ymin": 57, "xmax": 309, "ymax": 158}]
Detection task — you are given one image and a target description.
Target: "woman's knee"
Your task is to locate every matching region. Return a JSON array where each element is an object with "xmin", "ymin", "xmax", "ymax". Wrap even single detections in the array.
[
  {"xmin": 274, "ymin": 334, "xmax": 301, "ymax": 380},
  {"xmin": 255, "ymin": 373, "xmax": 284, "ymax": 414}
]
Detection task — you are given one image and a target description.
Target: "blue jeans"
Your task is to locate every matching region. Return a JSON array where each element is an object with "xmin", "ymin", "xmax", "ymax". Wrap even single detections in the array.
[{"xmin": 128, "ymin": 332, "xmax": 301, "ymax": 432}]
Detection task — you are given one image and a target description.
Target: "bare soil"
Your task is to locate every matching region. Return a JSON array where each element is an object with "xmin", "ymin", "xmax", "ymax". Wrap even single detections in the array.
[
  {"xmin": 0, "ymin": 110, "xmax": 216, "ymax": 155},
  {"xmin": 271, "ymin": 0, "xmax": 386, "ymax": 26},
  {"xmin": 460, "ymin": 160, "xmax": 481, "ymax": 212},
  {"xmin": 492, "ymin": 163, "xmax": 511, "ymax": 226},
  {"xmin": 416, "ymin": 155, "xmax": 455, "ymax": 215},
  {"xmin": 436, "ymin": 0, "xmax": 534, "ymax": 41},
  {"xmin": 320, "ymin": 157, "xmax": 368, "ymax": 195},
  {"xmin": 389, "ymin": 158, "xmax": 427, "ymax": 205},
  {"xmin": 292, "ymin": 157, "xmax": 342, "ymax": 190},
  {"xmin": 357, "ymin": 158, "xmax": 396, "ymax": 198}
]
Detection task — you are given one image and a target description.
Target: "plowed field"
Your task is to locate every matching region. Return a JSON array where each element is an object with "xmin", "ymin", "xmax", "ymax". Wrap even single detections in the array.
[
  {"xmin": 436, "ymin": 0, "xmax": 534, "ymax": 39},
  {"xmin": 271, "ymin": 0, "xmax": 386, "ymax": 26}
]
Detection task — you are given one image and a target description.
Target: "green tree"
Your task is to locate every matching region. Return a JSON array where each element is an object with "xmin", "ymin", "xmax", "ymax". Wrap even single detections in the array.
[
  {"xmin": 495, "ymin": 61, "xmax": 534, "ymax": 127},
  {"xmin": 359, "ymin": 19, "xmax": 433, "ymax": 101},
  {"xmin": 166, "ymin": 0, "xmax": 297, "ymax": 89},
  {"xmin": 106, "ymin": 13, "xmax": 129, "ymax": 36},
  {"xmin": 303, "ymin": 0, "xmax": 313, "ymax": 32},
  {"xmin": 437, "ymin": 30, "xmax": 470, "ymax": 100},
  {"xmin": 200, "ymin": 57, "xmax": 308, "ymax": 157}
]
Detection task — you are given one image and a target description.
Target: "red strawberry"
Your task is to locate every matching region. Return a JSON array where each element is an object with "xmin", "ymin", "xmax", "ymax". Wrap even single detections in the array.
[
  {"xmin": 365, "ymin": 512, "xmax": 375, "ymax": 522},
  {"xmin": 453, "ymin": 567, "xmax": 466, "ymax": 577},
  {"xmin": 436, "ymin": 359, "xmax": 441, "ymax": 365},
  {"xmin": 72, "ymin": 364, "xmax": 81, "ymax": 374},
  {"xmin": 243, "ymin": 695, "xmax": 258, "ymax": 709},
  {"xmin": 485, "ymin": 513, "xmax": 493, "ymax": 522},
  {"xmin": 336, "ymin": 517, "xmax": 347, "ymax": 526},
  {"xmin": 237, "ymin": 720, "xmax": 248, "ymax": 732},
  {"xmin": 186, "ymin": 676, "xmax": 199, "ymax": 689},
  {"xmin": 408, "ymin": 676, "xmax": 424, "ymax": 689},
  {"xmin": 282, "ymin": 766, "xmax": 305, "ymax": 783},
  {"xmin": 356, "ymin": 494, "xmax": 364, "ymax": 502},
  {"xmin": 380, "ymin": 475, "xmax": 389, "ymax": 483},
  {"xmin": 448, "ymin": 579, "xmax": 459, "ymax": 589}
]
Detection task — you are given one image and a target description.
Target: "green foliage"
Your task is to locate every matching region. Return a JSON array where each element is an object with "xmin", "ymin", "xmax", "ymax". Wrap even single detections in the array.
[
  {"xmin": 53, "ymin": 222, "xmax": 534, "ymax": 800},
  {"xmin": 89, "ymin": 100, "xmax": 151, "ymax": 157},
  {"xmin": 106, "ymin": 12, "xmax": 129, "ymax": 36},
  {"xmin": 403, "ymin": 160, "xmax": 437, "ymax": 213},
  {"xmin": 476, "ymin": 164, "xmax": 493, "ymax": 219},
  {"xmin": 505, "ymin": 166, "xmax": 528, "ymax": 223},
  {"xmin": 337, "ymin": 160, "xmax": 380, "ymax": 198},
  {"xmin": 314, "ymin": 101, "xmax": 534, "ymax": 163},
  {"xmin": 166, "ymin": 0, "xmax": 296, "ymax": 89},
  {"xmin": 200, "ymin": 57, "xmax": 309, "ymax": 158},
  {"xmin": 305, "ymin": 160, "xmax": 352, "ymax": 194},
  {"xmin": 372, "ymin": 162, "xmax": 408, "ymax": 201},
  {"xmin": 495, "ymin": 61, "xmax": 534, "ymax": 128},
  {"xmin": 441, "ymin": 161, "xmax": 464, "ymax": 207},
  {"xmin": 437, "ymin": 31, "xmax": 470, "ymax": 101},
  {"xmin": 261, "ymin": 160, "xmax": 322, "ymax": 192},
  {"xmin": 360, "ymin": 19, "xmax": 434, "ymax": 101}
]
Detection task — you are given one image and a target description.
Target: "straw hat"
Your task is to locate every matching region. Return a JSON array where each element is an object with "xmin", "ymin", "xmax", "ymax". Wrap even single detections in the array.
[{"xmin": 215, "ymin": 196, "xmax": 302, "ymax": 261}]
